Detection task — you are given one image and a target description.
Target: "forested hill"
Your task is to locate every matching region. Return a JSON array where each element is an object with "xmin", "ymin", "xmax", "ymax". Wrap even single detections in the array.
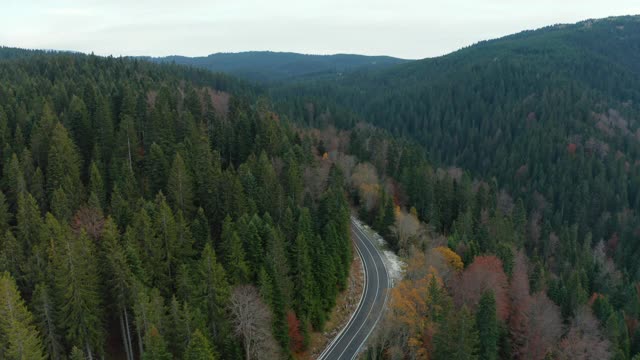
[
  {"xmin": 0, "ymin": 49, "xmax": 354, "ymax": 359},
  {"xmin": 268, "ymin": 16, "xmax": 640, "ymax": 358},
  {"xmin": 144, "ymin": 51, "xmax": 409, "ymax": 83},
  {"xmin": 275, "ymin": 15, "xmax": 640, "ymax": 273}
]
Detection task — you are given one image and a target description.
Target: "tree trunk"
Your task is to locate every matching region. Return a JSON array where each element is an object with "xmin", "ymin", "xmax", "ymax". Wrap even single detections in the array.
[{"xmin": 124, "ymin": 308, "xmax": 135, "ymax": 360}]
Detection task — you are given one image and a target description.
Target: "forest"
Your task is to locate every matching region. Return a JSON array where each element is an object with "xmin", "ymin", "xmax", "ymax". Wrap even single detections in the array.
[
  {"xmin": 0, "ymin": 49, "xmax": 356, "ymax": 359},
  {"xmin": 3, "ymin": 14, "xmax": 640, "ymax": 360},
  {"xmin": 268, "ymin": 15, "xmax": 640, "ymax": 360}
]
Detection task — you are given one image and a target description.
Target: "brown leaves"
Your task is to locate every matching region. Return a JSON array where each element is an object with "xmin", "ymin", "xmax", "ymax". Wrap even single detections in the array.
[
  {"xmin": 454, "ymin": 255, "xmax": 509, "ymax": 321},
  {"xmin": 71, "ymin": 206, "xmax": 105, "ymax": 241},
  {"xmin": 286, "ymin": 311, "xmax": 304, "ymax": 353}
]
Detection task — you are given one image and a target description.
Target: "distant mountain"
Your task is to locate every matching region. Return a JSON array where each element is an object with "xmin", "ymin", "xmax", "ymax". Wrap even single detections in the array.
[
  {"xmin": 143, "ymin": 51, "xmax": 410, "ymax": 83},
  {"xmin": 274, "ymin": 15, "xmax": 640, "ymax": 277}
]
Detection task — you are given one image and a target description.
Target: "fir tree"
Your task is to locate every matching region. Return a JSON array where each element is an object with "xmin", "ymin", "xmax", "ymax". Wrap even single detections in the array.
[
  {"xmin": 0, "ymin": 272, "xmax": 46, "ymax": 360},
  {"xmin": 184, "ymin": 329, "xmax": 217, "ymax": 360},
  {"xmin": 476, "ymin": 291, "xmax": 499, "ymax": 360}
]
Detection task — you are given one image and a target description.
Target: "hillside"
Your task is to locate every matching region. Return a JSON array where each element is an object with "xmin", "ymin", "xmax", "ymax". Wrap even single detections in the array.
[
  {"xmin": 145, "ymin": 51, "xmax": 409, "ymax": 83},
  {"xmin": 270, "ymin": 16, "xmax": 640, "ymax": 358},
  {"xmin": 275, "ymin": 15, "xmax": 640, "ymax": 268},
  {"xmin": 0, "ymin": 49, "xmax": 356, "ymax": 359}
]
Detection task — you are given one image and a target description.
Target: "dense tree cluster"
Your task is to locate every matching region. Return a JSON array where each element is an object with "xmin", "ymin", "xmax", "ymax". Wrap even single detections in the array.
[
  {"xmin": 270, "ymin": 16, "xmax": 640, "ymax": 360},
  {"xmin": 0, "ymin": 50, "xmax": 353, "ymax": 359}
]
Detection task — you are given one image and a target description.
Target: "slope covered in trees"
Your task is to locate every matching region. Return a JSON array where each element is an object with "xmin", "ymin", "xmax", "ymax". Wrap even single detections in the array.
[
  {"xmin": 0, "ymin": 49, "xmax": 354, "ymax": 359},
  {"xmin": 310, "ymin": 124, "xmax": 639, "ymax": 359},
  {"xmin": 144, "ymin": 51, "xmax": 409, "ymax": 83}
]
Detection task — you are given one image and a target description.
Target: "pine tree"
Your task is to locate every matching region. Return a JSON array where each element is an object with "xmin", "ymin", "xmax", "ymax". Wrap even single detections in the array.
[
  {"xmin": 153, "ymin": 194, "xmax": 179, "ymax": 290},
  {"xmin": 167, "ymin": 152, "xmax": 194, "ymax": 216},
  {"xmin": 142, "ymin": 326, "xmax": 172, "ymax": 360},
  {"xmin": 476, "ymin": 291, "xmax": 499, "ymax": 360},
  {"xmin": 32, "ymin": 283, "xmax": 64, "ymax": 360},
  {"xmin": 47, "ymin": 123, "xmax": 83, "ymax": 208},
  {"xmin": 49, "ymin": 215, "xmax": 104, "ymax": 359},
  {"xmin": 187, "ymin": 124, "xmax": 221, "ymax": 225},
  {"xmin": 147, "ymin": 143, "xmax": 168, "ymax": 198},
  {"xmin": 184, "ymin": 329, "xmax": 217, "ymax": 360},
  {"xmin": 0, "ymin": 191, "xmax": 11, "ymax": 235},
  {"xmin": 292, "ymin": 233, "xmax": 314, "ymax": 322},
  {"xmin": 103, "ymin": 218, "xmax": 136, "ymax": 360},
  {"xmin": 220, "ymin": 217, "xmax": 249, "ymax": 284},
  {"xmin": 3, "ymin": 153, "xmax": 26, "ymax": 210},
  {"xmin": 0, "ymin": 272, "xmax": 46, "ymax": 360},
  {"xmin": 88, "ymin": 161, "xmax": 106, "ymax": 210},
  {"xmin": 434, "ymin": 306, "xmax": 479, "ymax": 360},
  {"xmin": 17, "ymin": 192, "xmax": 46, "ymax": 287},
  {"xmin": 69, "ymin": 347, "xmax": 85, "ymax": 360},
  {"xmin": 197, "ymin": 244, "xmax": 231, "ymax": 352}
]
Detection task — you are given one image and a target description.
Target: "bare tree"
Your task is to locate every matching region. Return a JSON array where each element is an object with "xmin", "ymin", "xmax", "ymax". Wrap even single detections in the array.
[
  {"xmin": 558, "ymin": 306, "xmax": 611, "ymax": 360},
  {"xmin": 523, "ymin": 292, "xmax": 562, "ymax": 360},
  {"xmin": 229, "ymin": 285, "xmax": 280, "ymax": 360},
  {"xmin": 390, "ymin": 208, "xmax": 426, "ymax": 252},
  {"xmin": 351, "ymin": 162, "xmax": 380, "ymax": 211}
]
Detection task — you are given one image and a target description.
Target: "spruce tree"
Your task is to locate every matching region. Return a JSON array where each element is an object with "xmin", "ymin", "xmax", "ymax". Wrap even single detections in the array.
[
  {"xmin": 476, "ymin": 291, "xmax": 499, "ymax": 360},
  {"xmin": 0, "ymin": 272, "xmax": 46, "ymax": 360},
  {"xmin": 49, "ymin": 215, "xmax": 104, "ymax": 359},
  {"xmin": 167, "ymin": 152, "xmax": 194, "ymax": 216},
  {"xmin": 184, "ymin": 329, "xmax": 217, "ymax": 360},
  {"xmin": 47, "ymin": 123, "xmax": 82, "ymax": 208},
  {"xmin": 32, "ymin": 283, "xmax": 64, "ymax": 360},
  {"xmin": 142, "ymin": 326, "xmax": 172, "ymax": 360}
]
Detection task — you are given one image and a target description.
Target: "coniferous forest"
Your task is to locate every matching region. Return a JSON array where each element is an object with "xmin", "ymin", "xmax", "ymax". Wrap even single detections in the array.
[
  {"xmin": 0, "ymin": 50, "xmax": 354, "ymax": 359},
  {"xmin": 3, "ymin": 14, "xmax": 640, "ymax": 360}
]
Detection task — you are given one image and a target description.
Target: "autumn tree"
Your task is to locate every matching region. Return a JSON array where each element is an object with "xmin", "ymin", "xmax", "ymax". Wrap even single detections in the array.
[{"xmin": 454, "ymin": 256, "xmax": 509, "ymax": 321}]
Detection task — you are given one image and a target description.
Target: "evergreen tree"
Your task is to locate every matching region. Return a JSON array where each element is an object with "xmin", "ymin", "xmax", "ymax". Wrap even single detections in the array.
[
  {"xmin": 476, "ymin": 291, "xmax": 499, "ymax": 360},
  {"xmin": 167, "ymin": 152, "xmax": 194, "ymax": 215},
  {"xmin": 47, "ymin": 123, "xmax": 83, "ymax": 208},
  {"xmin": 434, "ymin": 306, "xmax": 479, "ymax": 360},
  {"xmin": 220, "ymin": 217, "xmax": 249, "ymax": 284},
  {"xmin": 0, "ymin": 272, "xmax": 46, "ymax": 360},
  {"xmin": 49, "ymin": 215, "xmax": 104, "ymax": 359},
  {"xmin": 142, "ymin": 326, "xmax": 172, "ymax": 360},
  {"xmin": 184, "ymin": 329, "xmax": 217, "ymax": 360},
  {"xmin": 32, "ymin": 283, "xmax": 64, "ymax": 360}
]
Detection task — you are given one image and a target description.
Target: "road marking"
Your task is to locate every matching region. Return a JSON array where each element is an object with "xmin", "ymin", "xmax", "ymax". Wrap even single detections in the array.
[
  {"xmin": 350, "ymin": 222, "xmax": 391, "ymax": 359},
  {"xmin": 334, "ymin": 223, "xmax": 381, "ymax": 359},
  {"xmin": 318, "ymin": 218, "xmax": 392, "ymax": 360},
  {"xmin": 317, "ymin": 220, "xmax": 369, "ymax": 360}
]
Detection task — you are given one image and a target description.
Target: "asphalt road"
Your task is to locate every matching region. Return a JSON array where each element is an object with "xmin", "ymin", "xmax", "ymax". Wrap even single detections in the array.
[{"xmin": 317, "ymin": 217, "xmax": 390, "ymax": 360}]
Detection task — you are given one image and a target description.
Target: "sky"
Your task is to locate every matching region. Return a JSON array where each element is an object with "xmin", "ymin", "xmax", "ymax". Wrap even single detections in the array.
[{"xmin": 1, "ymin": 0, "xmax": 639, "ymax": 59}]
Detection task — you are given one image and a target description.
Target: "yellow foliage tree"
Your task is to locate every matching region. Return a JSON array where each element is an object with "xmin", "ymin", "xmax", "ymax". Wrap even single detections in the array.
[{"xmin": 435, "ymin": 246, "xmax": 464, "ymax": 272}]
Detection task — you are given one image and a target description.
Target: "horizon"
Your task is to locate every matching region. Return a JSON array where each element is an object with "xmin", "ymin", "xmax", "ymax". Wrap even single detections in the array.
[
  {"xmin": 4, "ymin": 14, "xmax": 640, "ymax": 62},
  {"xmin": 2, "ymin": 1, "xmax": 639, "ymax": 59}
]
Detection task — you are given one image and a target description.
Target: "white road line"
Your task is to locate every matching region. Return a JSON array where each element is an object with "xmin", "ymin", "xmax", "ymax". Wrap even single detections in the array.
[
  {"xmin": 351, "ymin": 223, "xmax": 391, "ymax": 359},
  {"xmin": 317, "ymin": 220, "xmax": 369, "ymax": 360},
  {"xmin": 335, "ymin": 224, "xmax": 380, "ymax": 359}
]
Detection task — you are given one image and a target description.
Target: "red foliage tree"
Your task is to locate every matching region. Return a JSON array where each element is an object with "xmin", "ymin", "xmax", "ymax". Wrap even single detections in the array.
[
  {"xmin": 567, "ymin": 143, "xmax": 578, "ymax": 155},
  {"xmin": 287, "ymin": 311, "xmax": 304, "ymax": 353},
  {"xmin": 454, "ymin": 255, "xmax": 509, "ymax": 321}
]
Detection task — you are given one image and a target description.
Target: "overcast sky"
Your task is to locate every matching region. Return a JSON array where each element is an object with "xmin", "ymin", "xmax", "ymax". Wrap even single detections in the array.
[{"xmin": 1, "ymin": 1, "xmax": 639, "ymax": 59}]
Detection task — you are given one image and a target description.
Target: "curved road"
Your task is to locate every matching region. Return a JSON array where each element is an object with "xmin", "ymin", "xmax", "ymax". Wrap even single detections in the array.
[{"xmin": 318, "ymin": 217, "xmax": 390, "ymax": 360}]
